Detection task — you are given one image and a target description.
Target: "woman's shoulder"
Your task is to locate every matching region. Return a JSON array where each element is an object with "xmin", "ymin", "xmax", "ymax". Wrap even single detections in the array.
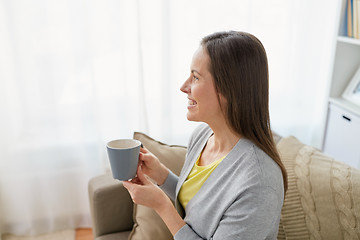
[{"xmin": 231, "ymin": 140, "xmax": 284, "ymax": 194}]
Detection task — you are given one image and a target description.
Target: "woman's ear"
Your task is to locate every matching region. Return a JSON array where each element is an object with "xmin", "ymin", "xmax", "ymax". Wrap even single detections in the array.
[
  {"xmin": 217, "ymin": 92, "xmax": 228, "ymax": 116},
  {"xmin": 218, "ymin": 93, "xmax": 227, "ymax": 107}
]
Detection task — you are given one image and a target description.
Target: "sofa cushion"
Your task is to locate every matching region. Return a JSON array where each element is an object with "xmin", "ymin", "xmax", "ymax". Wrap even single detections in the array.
[
  {"xmin": 277, "ymin": 136, "xmax": 360, "ymax": 239},
  {"xmin": 129, "ymin": 132, "xmax": 187, "ymax": 240}
]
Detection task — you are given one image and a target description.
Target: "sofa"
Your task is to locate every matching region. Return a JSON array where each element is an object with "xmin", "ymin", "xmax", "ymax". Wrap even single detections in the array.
[{"xmin": 88, "ymin": 132, "xmax": 360, "ymax": 240}]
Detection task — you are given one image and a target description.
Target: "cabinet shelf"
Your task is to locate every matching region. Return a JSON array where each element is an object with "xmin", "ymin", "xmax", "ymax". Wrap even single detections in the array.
[
  {"xmin": 337, "ymin": 36, "xmax": 360, "ymax": 46},
  {"xmin": 322, "ymin": 0, "xmax": 360, "ymax": 168},
  {"xmin": 329, "ymin": 97, "xmax": 360, "ymax": 117}
]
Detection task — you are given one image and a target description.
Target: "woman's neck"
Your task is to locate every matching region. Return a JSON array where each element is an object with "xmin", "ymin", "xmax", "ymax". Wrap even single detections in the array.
[
  {"xmin": 198, "ymin": 123, "xmax": 241, "ymax": 166},
  {"xmin": 211, "ymin": 127, "xmax": 240, "ymax": 151}
]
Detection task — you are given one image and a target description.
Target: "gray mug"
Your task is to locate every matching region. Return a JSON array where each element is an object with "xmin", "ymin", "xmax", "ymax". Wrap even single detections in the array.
[{"xmin": 106, "ymin": 139, "xmax": 142, "ymax": 181}]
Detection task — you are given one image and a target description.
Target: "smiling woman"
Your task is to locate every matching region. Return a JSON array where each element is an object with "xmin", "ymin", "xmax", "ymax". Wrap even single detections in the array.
[
  {"xmin": 123, "ymin": 31, "xmax": 287, "ymax": 239},
  {"xmin": 0, "ymin": 0, "xmax": 338, "ymax": 237}
]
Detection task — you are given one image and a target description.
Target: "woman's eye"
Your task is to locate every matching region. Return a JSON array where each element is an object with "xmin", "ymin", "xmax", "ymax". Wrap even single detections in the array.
[{"xmin": 193, "ymin": 75, "xmax": 199, "ymax": 81}]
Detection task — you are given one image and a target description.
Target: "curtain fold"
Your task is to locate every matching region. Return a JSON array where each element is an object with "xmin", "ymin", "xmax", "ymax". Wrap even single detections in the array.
[{"xmin": 0, "ymin": 0, "xmax": 338, "ymax": 236}]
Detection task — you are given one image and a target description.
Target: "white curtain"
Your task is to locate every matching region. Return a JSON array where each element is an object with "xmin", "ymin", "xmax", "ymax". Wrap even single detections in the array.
[{"xmin": 0, "ymin": 0, "xmax": 339, "ymax": 236}]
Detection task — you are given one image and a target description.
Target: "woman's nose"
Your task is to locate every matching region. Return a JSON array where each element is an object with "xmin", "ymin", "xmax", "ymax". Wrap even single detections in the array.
[{"xmin": 180, "ymin": 78, "xmax": 190, "ymax": 93}]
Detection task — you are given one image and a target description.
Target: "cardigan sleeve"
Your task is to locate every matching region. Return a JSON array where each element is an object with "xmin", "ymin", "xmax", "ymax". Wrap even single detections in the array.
[
  {"xmin": 174, "ymin": 186, "xmax": 282, "ymax": 240},
  {"xmin": 159, "ymin": 170, "xmax": 178, "ymax": 202}
]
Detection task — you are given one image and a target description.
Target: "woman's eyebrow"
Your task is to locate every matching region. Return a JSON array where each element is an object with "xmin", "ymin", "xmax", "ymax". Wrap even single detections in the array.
[{"xmin": 191, "ymin": 69, "xmax": 202, "ymax": 76}]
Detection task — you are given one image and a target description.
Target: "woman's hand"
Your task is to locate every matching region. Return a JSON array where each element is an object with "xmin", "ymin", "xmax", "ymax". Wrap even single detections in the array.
[
  {"xmin": 123, "ymin": 166, "xmax": 186, "ymax": 235},
  {"xmin": 122, "ymin": 165, "xmax": 171, "ymax": 212},
  {"xmin": 138, "ymin": 147, "xmax": 169, "ymax": 185}
]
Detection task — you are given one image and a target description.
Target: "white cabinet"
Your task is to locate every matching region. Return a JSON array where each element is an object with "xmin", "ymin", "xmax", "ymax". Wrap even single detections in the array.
[
  {"xmin": 322, "ymin": 0, "xmax": 360, "ymax": 168},
  {"xmin": 323, "ymin": 102, "xmax": 360, "ymax": 168}
]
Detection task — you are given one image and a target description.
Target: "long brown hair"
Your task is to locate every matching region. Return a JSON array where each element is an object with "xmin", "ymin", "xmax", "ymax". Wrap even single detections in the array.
[{"xmin": 201, "ymin": 31, "xmax": 288, "ymax": 192}]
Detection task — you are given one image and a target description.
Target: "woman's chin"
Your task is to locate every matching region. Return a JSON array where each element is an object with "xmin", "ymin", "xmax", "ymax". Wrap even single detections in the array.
[
  {"xmin": 186, "ymin": 113, "xmax": 194, "ymax": 121},
  {"xmin": 186, "ymin": 113, "xmax": 200, "ymax": 122}
]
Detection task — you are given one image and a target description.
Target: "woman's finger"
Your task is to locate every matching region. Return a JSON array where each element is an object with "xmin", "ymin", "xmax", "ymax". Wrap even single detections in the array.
[
  {"xmin": 139, "ymin": 152, "xmax": 152, "ymax": 163},
  {"xmin": 130, "ymin": 176, "xmax": 142, "ymax": 185},
  {"xmin": 137, "ymin": 158, "xmax": 144, "ymax": 168},
  {"xmin": 122, "ymin": 181, "xmax": 134, "ymax": 191},
  {"xmin": 140, "ymin": 146, "xmax": 149, "ymax": 153},
  {"xmin": 139, "ymin": 152, "xmax": 144, "ymax": 161},
  {"xmin": 137, "ymin": 166, "xmax": 151, "ymax": 185}
]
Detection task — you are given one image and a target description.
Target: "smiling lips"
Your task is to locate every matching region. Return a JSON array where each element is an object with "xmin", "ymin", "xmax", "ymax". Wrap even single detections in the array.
[{"xmin": 188, "ymin": 99, "xmax": 197, "ymax": 107}]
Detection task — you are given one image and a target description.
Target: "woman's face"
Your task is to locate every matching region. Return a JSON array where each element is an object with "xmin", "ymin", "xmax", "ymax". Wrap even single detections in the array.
[{"xmin": 180, "ymin": 46, "xmax": 226, "ymax": 123}]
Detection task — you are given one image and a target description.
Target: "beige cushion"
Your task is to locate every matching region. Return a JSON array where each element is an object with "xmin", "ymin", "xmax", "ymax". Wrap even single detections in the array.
[
  {"xmin": 129, "ymin": 132, "xmax": 187, "ymax": 240},
  {"xmin": 277, "ymin": 136, "xmax": 360, "ymax": 240}
]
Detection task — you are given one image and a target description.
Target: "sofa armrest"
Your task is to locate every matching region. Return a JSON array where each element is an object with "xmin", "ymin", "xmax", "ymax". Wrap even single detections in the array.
[{"xmin": 88, "ymin": 174, "xmax": 134, "ymax": 238}]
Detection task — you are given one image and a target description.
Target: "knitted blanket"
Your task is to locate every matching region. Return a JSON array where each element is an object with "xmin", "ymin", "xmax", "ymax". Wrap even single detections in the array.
[{"xmin": 277, "ymin": 136, "xmax": 360, "ymax": 240}]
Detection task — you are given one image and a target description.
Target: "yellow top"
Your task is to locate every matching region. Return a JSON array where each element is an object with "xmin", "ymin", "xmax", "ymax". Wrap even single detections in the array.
[{"xmin": 178, "ymin": 152, "xmax": 226, "ymax": 209}]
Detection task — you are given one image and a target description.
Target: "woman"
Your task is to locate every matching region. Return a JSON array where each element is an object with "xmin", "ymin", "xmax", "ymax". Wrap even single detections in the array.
[{"xmin": 123, "ymin": 31, "xmax": 288, "ymax": 239}]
